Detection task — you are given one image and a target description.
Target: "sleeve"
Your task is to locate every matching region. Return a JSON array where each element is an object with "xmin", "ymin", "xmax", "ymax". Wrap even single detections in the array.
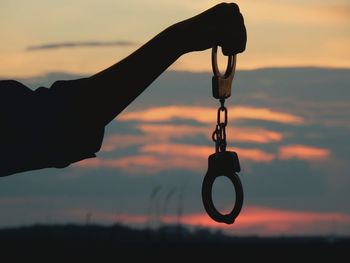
[{"xmin": 0, "ymin": 79, "xmax": 105, "ymax": 177}]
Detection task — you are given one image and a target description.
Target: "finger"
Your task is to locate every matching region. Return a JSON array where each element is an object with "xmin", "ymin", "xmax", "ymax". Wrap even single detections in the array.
[
  {"xmin": 221, "ymin": 31, "xmax": 246, "ymax": 55},
  {"xmin": 222, "ymin": 12, "xmax": 247, "ymax": 55}
]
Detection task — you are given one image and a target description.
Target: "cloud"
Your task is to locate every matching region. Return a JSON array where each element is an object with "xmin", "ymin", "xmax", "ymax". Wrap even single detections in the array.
[
  {"xmin": 75, "ymin": 154, "xmax": 204, "ymax": 174},
  {"xmin": 118, "ymin": 105, "xmax": 304, "ymax": 125},
  {"xmin": 140, "ymin": 143, "xmax": 276, "ymax": 163},
  {"xmin": 279, "ymin": 145, "xmax": 331, "ymax": 161},
  {"xmin": 75, "ymin": 155, "xmax": 166, "ymax": 174},
  {"xmin": 57, "ymin": 205, "xmax": 350, "ymax": 236},
  {"xmin": 26, "ymin": 40, "xmax": 137, "ymax": 51},
  {"xmin": 138, "ymin": 124, "xmax": 284, "ymax": 144},
  {"xmin": 179, "ymin": 206, "xmax": 350, "ymax": 236},
  {"xmin": 230, "ymin": 127, "xmax": 284, "ymax": 143},
  {"xmin": 100, "ymin": 124, "xmax": 284, "ymax": 153},
  {"xmin": 78, "ymin": 143, "xmax": 330, "ymax": 173},
  {"xmin": 76, "ymin": 143, "xmax": 276, "ymax": 174},
  {"xmin": 101, "ymin": 134, "xmax": 155, "ymax": 152}
]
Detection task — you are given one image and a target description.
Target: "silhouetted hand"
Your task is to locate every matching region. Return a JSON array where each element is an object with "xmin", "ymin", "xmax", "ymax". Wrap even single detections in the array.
[{"xmin": 175, "ymin": 2, "xmax": 247, "ymax": 56}]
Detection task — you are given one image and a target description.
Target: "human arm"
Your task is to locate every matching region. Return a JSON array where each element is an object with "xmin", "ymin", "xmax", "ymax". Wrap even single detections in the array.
[
  {"xmin": 0, "ymin": 3, "xmax": 246, "ymax": 177},
  {"xmin": 81, "ymin": 2, "xmax": 247, "ymax": 127}
]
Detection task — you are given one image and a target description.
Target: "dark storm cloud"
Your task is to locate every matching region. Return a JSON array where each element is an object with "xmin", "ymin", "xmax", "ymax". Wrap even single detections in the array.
[{"xmin": 26, "ymin": 40, "xmax": 137, "ymax": 51}]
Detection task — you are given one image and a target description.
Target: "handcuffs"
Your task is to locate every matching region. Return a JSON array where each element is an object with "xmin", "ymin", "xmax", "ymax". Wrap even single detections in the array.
[{"xmin": 201, "ymin": 46, "xmax": 243, "ymax": 224}]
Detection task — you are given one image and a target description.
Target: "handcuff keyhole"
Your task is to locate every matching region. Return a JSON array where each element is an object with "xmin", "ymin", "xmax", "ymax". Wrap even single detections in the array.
[{"xmin": 212, "ymin": 176, "xmax": 236, "ymax": 215}]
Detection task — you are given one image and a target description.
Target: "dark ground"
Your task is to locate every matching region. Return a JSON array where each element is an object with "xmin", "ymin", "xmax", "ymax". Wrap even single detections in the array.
[{"xmin": 0, "ymin": 224, "xmax": 349, "ymax": 262}]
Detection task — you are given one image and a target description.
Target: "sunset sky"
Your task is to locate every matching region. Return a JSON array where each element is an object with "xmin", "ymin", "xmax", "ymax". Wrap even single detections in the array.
[
  {"xmin": 1, "ymin": 1, "xmax": 350, "ymax": 237},
  {"xmin": 1, "ymin": 0, "xmax": 349, "ymax": 77}
]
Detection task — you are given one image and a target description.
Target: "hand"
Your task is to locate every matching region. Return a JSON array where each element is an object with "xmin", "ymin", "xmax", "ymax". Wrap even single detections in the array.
[{"xmin": 175, "ymin": 2, "xmax": 247, "ymax": 56}]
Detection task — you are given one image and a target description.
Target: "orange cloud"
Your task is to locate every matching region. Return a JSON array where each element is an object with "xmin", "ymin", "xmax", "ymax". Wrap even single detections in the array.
[
  {"xmin": 140, "ymin": 143, "xmax": 211, "ymax": 159},
  {"xmin": 75, "ymin": 155, "xmax": 164, "ymax": 174},
  {"xmin": 59, "ymin": 206, "xmax": 350, "ymax": 236},
  {"xmin": 279, "ymin": 145, "xmax": 331, "ymax": 161},
  {"xmin": 101, "ymin": 124, "xmax": 284, "ymax": 154},
  {"xmin": 118, "ymin": 106, "xmax": 304, "ymax": 125},
  {"xmin": 236, "ymin": 148, "xmax": 275, "ymax": 163},
  {"xmin": 101, "ymin": 134, "xmax": 153, "ymax": 152},
  {"xmin": 100, "ymin": 125, "xmax": 209, "ymax": 153},
  {"xmin": 231, "ymin": 106, "xmax": 304, "ymax": 125},
  {"xmin": 231, "ymin": 127, "xmax": 283, "ymax": 143},
  {"xmin": 141, "ymin": 143, "xmax": 275, "ymax": 163},
  {"xmin": 138, "ymin": 124, "xmax": 284, "ymax": 144},
  {"xmin": 79, "ymin": 143, "xmax": 331, "ymax": 174},
  {"xmin": 76, "ymin": 143, "xmax": 276, "ymax": 174},
  {"xmin": 177, "ymin": 206, "xmax": 350, "ymax": 235},
  {"xmin": 118, "ymin": 106, "xmax": 214, "ymax": 123},
  {"xmin": 138, "ymin": 124, "xmax": 208, "ymax": 140},
  {"xmin": 75, "ymin": 154, "xmax": 205, "ymax": 174}
]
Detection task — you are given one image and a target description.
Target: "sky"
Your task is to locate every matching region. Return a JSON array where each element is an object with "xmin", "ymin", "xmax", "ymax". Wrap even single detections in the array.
[
  {"xmin": 0, "ymin": 0, "xmax": 349, "ymax": 77},
  {"xmin": 1, "ymin": 1, "xmax": 350, "ymax": 237},
  {"xmin": 2, "ymin": 68, "xmax": 350, "ymax": 237}
]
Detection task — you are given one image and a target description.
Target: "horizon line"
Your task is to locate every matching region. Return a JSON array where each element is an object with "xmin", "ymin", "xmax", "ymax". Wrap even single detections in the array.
[{"xmin": 2, "ymin": 65, "xmax": 350, "ymax": 80}]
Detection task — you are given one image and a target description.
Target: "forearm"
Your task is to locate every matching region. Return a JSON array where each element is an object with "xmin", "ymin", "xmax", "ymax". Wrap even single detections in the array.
[
  {"xmin": 87, "ymin": 23, "xmax": 185, "ymax": 126},
  {"xmin": 70, "ymin": 3, "xmax": 246, "ymax": 128}
]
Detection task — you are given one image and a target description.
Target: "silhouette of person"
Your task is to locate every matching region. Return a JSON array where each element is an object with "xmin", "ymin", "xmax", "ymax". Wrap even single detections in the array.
[{"xmin": 0, "ymin": 3, "xmax": 246, "ymax": 177}]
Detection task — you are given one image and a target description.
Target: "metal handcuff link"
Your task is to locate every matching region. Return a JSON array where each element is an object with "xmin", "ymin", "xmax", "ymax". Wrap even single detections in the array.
[{"xmin": 201, "ymin": 46, "xmax": 243, "ymax": 224}]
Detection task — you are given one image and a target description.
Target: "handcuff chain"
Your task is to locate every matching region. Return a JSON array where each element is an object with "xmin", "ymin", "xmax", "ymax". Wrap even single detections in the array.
[{"xmin": 212, "ymin": 98, "xmax": 228, "ymax": 153}]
